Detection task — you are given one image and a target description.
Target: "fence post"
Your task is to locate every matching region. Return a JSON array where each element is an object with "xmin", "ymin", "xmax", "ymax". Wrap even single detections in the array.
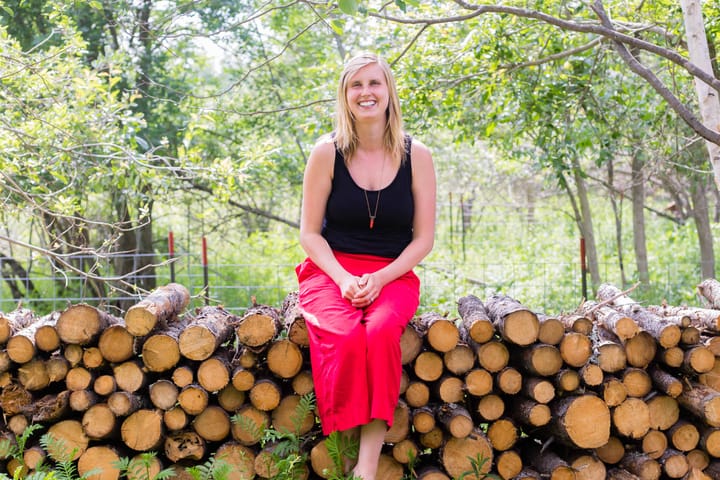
[
  {"xmin": 202, "ymin": 236, "xmax": 209, "ymax": 305},
  {"xmin": 580, "ymin": 237, "xmax": 588, "ymax": 300},
  {"xmin": 168, "ymin": 231, "xmax": 175, "ymax": 283}
]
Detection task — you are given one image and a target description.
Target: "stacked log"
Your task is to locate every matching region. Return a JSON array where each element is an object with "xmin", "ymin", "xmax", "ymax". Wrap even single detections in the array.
[{"xmin": 2, "ymin": 281, "xmax": 720, "ymax": 479}]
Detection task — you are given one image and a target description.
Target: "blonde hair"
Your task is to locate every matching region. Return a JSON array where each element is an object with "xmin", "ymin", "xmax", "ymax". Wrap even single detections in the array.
[{"xmin": 333, "ymin": 52, "xmax": 406, "ymax": 165}]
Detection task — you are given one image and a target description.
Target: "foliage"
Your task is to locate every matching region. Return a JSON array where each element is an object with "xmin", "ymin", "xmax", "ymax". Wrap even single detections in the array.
[
  {"xmin": 259, "ymin": 392, "xmax": 317, "ymax": 480},
  {"xmin": 455, "ymin": 454, "xmax": 500, "ymax": 480},
  {"xmin": 113, "ymin": 453, "xmax": 176, "ymax": 480},
  {"xmin": 324, "ymin": 431, "xmax": 359, "ymax": 480},
  {"xmin": 184, "ymin": 455, "xmax": 232, "ymax": 480},
  {"xmin": 0, "ymin": 424, "xmax": 44, "ymax": 477}
]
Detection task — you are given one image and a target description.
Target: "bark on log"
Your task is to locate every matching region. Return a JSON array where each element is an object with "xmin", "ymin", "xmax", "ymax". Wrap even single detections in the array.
[
  {"xmin": 281, "ymin": 291, "xmax": 309, "ymax": 347},
  {"xmin": 558, "ymin": 331, "xmax": 592, "ymax": 368},
  {"xmin": 56, "ymin": 304, "xmax": 117, "ymax": 346},
  {"xmin": 0, "ymin": 308, "xmax": 38, "ymax": 345},
  {"xmin": 140, "ymin": 316, "xmax": 191, "ymax": 372},
  {"xmin": 400, "ymin": 322, "xmax": 424, "ymax": 365},
  {"xmin": 23, "ymin": 390, "xmax": 70, "ymax": 423},
  {"xmin": 234, "ymin": 304, "xmax": 281, "ymax": 351},
  {"xmin": 121, "ymin": 409, "xmax": 164, "ymax": 452},
  {"xmin": 519, "ymin": 343, "xmax": 563, "ymax": 377},
  {"xmin": 215, "ymin": 441, "xmax": 256, "ymax": 480},
  {"xmin": 457, "ymin": 294, "xmax": 495, "ymax": 344},
  {"xmin": 416, "ymin": 312, "xmax": 460, "ymax": 353},
  {"xmin": 197, "ymin": 353, "xmax": 231, "ymax": 393},
  {"xmin": 496, "ymin": 449, "xmax": 523, "ymax": 480},
  {"xmin": 496, "ymin": 366, "xmax": 522, "ymax": 395},
  {"xmin": 648, "ymin": 365, "xmax": 683, "ymax": 398},
  {"xmin": 647, "ymin": 395, "xmax": 680, "ymax": 431},
  {"xmin": 46, "ymin": 419, "xmax": 88, "ymax": 461},
  {"xmin": 437, "ymin": 402, "xmax": 474, "ymax": 439},
  {"xmin": 697, "ymin": 278, "xmax": 720, "ymax": 309},
  {"xmin": 164, "ymin": 430, "xmax": 205, "ymax": 462},
  {"xmin": 82, "ymin": 403, "xmax": 118, "ymax": 440},
  {"xmin": 484, "ymin": 293, "xmax": 539, "ymax": 346},
  {"xmin": 440, "ymin": 427, "xmax": 493, "ymax": 479},
  {"xmin": 385, "ymin": 400, "xmax": 410, "ymax": 443},
  {"xmin": 148, "ymin": 379, "xmax": 179, "ymax": 410},
  {"xmin": 595, "ymin": 436, "xmax": 625, "ymax": 465},
  {"xmin": 642, "ymin": 429, "xmax": 668, "ymax": 460},
  {"xmin": 524, "ymin": 441, "xmax": 575, "ymax": 480},
  {"xmin": 124, "ymin": 283, "xmax": 190, "ymax": 337},
  {"xmin": 583, "ymin": 301, "xmax": 639, "ymax": 341},
  {"xmin": 486, "ymin": 417, "xmax": 517, "ymax": 452},
  {"xmin": 613, "ymin": 397, "xmax": 651, "ymax": 439},
  {"xmin": 270, "ymin": 394, "xmax": 315, "ymax": 436},
  {"xmin": 668, "ymin": 420, "xmax": 700, "ymax": 453},
  {"xmin": 536, "ymin": 314, "xmax": 565, "ymax": 346},
  {"xmin": 677, "ymin": 382, "xmax": 720, "ymax": 427},
  {"xmin": 77, "ymin": 445, "xmax": 121, "ymax": 480},
  {"xmin": 266, "ymin": 338, "xmax": 304, "ymax": 379},
  {"xmin": 619, "ymin": 451, "xmax": 661, "ymax": 480},
  {"xmin": 192, "ymin": 405, "xmax": 230, "ymax": 442},
  {"xmin": 97, "ymin": 320, "xmax": 135, "ymax": 364},
  {"xmin": 178, "ymin": 306, "xmax": 236, "ymax": 361},
  {"xmin": 443, "ymin": 343, "xmax": 475, "ymax": 376},
  {"xmin": 547, "ymin": 394, "xmax": 611, "ymax": 449}
]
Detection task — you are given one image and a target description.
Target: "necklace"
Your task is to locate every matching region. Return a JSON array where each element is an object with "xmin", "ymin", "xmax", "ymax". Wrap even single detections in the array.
[
  {"xmin": 362, "ymin": 152, "xmax": 387, "ymax": 229},
  {"xmin": 363, "ymin": 189, "xmax": 381, "ymax": 229}
]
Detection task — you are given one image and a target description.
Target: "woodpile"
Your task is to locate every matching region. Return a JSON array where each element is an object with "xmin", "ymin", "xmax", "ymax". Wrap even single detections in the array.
[{"xmin": 2, "ymin": 280, "xmax": 720, "ymax": 479}]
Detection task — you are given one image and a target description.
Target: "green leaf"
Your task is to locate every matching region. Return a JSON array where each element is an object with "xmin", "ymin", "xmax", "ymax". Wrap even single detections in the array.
[
  {"xmin": 1, "ymin": 6, "xmax": 13, "ymax": 16},
  {"xmin": 338, "ymin": 0, "xmax": 358, "ymax": 15},
  {"xmin": 329, "ymin": 19, "xmax": 344, "ymax": 35},
  {"xmin": 394, "ymin": 0, "xmax": 406, "ymax": 12}
]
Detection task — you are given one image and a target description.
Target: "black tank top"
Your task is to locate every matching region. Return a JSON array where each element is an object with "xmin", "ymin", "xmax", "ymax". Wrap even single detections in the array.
[{"xmin": 322, "ymin": 139, "xmax": 414, "ymax": 258}]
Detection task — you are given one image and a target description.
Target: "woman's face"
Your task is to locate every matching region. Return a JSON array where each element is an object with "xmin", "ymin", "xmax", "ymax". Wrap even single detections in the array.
[{"xmin": 345, "ymin": 62, "xmax": 389, "ymax": 123}]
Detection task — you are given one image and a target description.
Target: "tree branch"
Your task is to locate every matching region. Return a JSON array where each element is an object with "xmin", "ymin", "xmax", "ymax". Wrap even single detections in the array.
[{"xmin": 590, "ymin": 0, "xmax": 720, "ymax": 145}]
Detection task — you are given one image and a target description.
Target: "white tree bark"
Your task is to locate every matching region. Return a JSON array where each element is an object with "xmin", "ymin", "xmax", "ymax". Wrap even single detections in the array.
[{"xmin": 680, "ymin": 0, "xmax": 720, "ymax": 190}]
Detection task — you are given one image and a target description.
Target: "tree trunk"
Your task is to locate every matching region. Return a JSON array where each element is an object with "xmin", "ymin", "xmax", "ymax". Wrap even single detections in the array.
[
  {"xmin": 680, "ymin": 0, "xmax": 720, "ymax": 191},
  {"xmin": 632, "ymin": 151, "xmax": 650, "ymax": 285},
  {"xmin": 689, "ymin": 175, "xmax": 716, "ymax": 279}
]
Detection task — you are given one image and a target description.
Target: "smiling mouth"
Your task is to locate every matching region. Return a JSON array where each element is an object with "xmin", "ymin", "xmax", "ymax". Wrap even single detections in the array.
[{"xmin": 359, "ymin": 101, "xmax": 376, "ymax": 107}]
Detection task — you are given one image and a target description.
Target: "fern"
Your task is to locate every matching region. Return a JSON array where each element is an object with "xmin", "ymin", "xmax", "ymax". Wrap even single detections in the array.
[
  {"xmin": 184, "ymin": 455, "xmax": 230, "ymax": 480},
  {"xmin": 323, "ymin": 431, "xmax": 359, "ymax": 480},
  {"xmin": 454, "ymin": 453, "xmax": 500, "ymax": 480},
  {"xmin": 229, "ymin": 412, "xmax": 266, "ymax": 443},
  {"xmin": 39, "ymin": 433, "xmax": 102, "ymax": 480},
  {"xmin": 114, "ymin": 452, "xmax": 176, "ymax": 480}
]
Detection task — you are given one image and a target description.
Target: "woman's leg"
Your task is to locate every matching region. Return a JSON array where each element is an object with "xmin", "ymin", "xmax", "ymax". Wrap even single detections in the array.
[
  {"xmin": 296, "ymin": 258, "xmax": 371, "ymax": 433},
  {"xmin": 351, "ymin": 419, "xmax": 387, "ymax": 480}
]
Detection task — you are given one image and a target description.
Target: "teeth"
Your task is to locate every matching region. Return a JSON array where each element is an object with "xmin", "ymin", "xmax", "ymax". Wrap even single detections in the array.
[{"xmin": 359, "ymin": 101, "xmax": 376, "ymax": 106}]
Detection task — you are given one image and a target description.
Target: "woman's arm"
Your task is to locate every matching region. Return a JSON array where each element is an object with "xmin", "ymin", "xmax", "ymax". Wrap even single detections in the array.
[{"xmin": 299, "ymin": 140, "xmax": 364, "ymax": 300}]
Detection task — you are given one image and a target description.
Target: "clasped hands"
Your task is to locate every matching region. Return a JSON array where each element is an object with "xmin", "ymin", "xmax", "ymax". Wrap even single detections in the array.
[{"xmin": 340, "ymin": 273, "xmax": 380, "ymax": 308}]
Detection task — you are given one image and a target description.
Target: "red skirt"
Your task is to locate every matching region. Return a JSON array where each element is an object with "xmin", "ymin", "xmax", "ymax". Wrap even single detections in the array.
[{"xmin": 295, "ymin": 251, "xmax": 420, "ymax": 434}]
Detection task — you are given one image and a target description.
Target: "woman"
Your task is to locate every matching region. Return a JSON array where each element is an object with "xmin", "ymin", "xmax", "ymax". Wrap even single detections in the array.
[{"xmin": 296, "ymin": 52, "xmax": 436, "ymax": 480}]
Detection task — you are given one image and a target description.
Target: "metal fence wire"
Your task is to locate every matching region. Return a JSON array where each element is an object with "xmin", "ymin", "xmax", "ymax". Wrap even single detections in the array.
[{"xmin": 0, "ymin": 250, "xmax": 705, "ymax": 317}]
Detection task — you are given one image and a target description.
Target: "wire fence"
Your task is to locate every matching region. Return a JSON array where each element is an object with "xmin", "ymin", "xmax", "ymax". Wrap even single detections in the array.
[{"xmin": 0, "ymin": 250, "xmax": 706, "ymax": 317}]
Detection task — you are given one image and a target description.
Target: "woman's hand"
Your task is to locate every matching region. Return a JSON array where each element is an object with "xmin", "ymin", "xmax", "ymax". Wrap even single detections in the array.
[
  {"xmin": 353, "ymin": 273, "xmax": 383, "ymax": 308},
  {"xmin": 338, "ymin": 274, "xmax": 364, "ymax": 302}
]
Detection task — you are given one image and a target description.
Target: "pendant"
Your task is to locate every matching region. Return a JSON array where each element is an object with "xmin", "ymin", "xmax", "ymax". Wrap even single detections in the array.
[{"xmin": 369, "ymin": 216, "xmax": 375, "ymax": 229}]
